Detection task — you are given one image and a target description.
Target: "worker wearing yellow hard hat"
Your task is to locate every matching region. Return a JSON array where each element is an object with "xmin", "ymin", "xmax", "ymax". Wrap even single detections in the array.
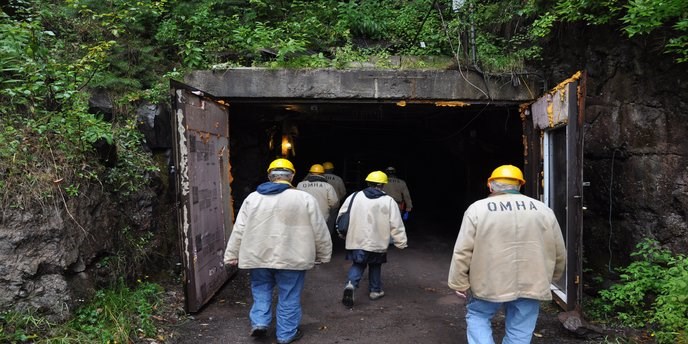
[
  {"xmin": 337, "ymin": 170, "xmax": 407, "ymax": 308},
  {"xmin": 448, "ymin": 164, "xmax": 565, "ymax": 344},
  {"xmin": 224, "ymin": 157, "xmax": 332, "ymax": 344},
  {"xmin": 297, "ymin": 164, "xmax": 339, "ymax": 223}
]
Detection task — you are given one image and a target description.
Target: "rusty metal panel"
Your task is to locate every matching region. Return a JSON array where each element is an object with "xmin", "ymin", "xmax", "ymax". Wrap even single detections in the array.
[
  {"xmin": 172, "ymin": 86, "xmax": 232, "ymax": 313},
  {"xmin": 530, "ymin": 72, "xmax": 582, "ymax": 130}
]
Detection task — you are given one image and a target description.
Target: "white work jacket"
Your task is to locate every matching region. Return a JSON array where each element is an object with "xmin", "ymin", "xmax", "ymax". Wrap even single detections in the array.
[
  {"xmin": 338, "ymin": 191, "xmax": 408, "ymax": 252},
  {"xmin": 224, "ymin": 188, "xmax": 332, "ymax": 270},
  {"xmin": 448, "ymin": 192, "xmax": 566, "ymax": 302},
  {"xmin": 297, "ymin": 178, "xmax": 339, "ymax": 221}
]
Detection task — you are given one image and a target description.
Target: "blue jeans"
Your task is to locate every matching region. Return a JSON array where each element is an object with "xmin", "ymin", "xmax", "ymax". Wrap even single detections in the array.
[
  {"xmin": 465, "ymin": 297, "xmax": 540, "ymax": 344},
  {"xmin": 249, "ymin": 269, "xmax": 305, "ymax": 342},
  {"xmin": 347, "ymin": 262, "xmax": 382, "ymax": 292}
]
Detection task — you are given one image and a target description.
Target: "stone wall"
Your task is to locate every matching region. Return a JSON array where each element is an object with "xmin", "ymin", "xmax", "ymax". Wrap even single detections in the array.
[
  {"xmin": 0, "ymin": 172, "xmax": 159, "ymax": 321},
  {"xmin": 539, "ymin": 24, "xmax": 688, "ymax": 270}
]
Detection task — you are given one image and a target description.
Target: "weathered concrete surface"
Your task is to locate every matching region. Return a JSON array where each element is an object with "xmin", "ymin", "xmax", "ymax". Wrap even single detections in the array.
[{"xmin": 183, "ymin": 68, "xmax": 541, "ymax": 102}]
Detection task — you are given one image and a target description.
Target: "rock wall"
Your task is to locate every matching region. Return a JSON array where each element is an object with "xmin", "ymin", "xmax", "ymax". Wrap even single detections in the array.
[
  {"xmin": 539, "ymin": 24, "xmax": 688, "ymax": 270},
  {"xmin": 0, "ymin": 165, "xmax": 159, "ymax": 322}
]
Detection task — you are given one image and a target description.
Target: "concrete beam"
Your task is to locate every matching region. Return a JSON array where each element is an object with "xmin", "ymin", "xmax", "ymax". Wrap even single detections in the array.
[{"xmin": 183, "ymin": 68, "xmax": 542, "ymax": 103}]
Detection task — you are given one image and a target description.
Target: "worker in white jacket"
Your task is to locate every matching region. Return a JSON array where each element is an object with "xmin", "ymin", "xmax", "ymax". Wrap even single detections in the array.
[
  {"xmin": 337, "ymin": 170, "xmax": 407, "ymax": 308},
  {"xmin": 297, "ymin": 164, "xmax": 339, "ymax": 223},
  {"xmin": 224, "ymin": 158, "xmax": 332, "ymax": 344},
  {"xmin": 448, "ymin": 164, "xmax": 566, "ymax": 344}
]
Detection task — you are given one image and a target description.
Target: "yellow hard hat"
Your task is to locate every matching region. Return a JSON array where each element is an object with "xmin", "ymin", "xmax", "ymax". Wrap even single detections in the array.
[
  {"xmin": 309, "ymin": 164, "xmax": 325, "ymax": 174},
  {"xmin": 267, "ymin": 158, "xmax": 295, "ymax": 173},
  {"xmin": 322, "ymin": 161, "xmax": 334, "ymax": 170},
  {"xmin": 487, "ymin": 165, "xmax": 525, "ymax": 186},
  {"xmin": 365, "ymin": 171, "xmax": 388, "ymax": 184}
]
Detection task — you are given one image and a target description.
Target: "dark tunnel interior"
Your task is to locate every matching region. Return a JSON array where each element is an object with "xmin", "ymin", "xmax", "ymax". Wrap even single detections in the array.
[{"xmin": 226, "ymin": 100, "xmax": 524, "ymax": 238}]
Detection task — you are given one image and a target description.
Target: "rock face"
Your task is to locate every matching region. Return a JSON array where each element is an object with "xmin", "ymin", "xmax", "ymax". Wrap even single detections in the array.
[
  {"xmin": 538, "ymin": 24, "xmax": 688, "ymax": 269},
  {"xmin": 0, "ymin": 182, "xmax": 157, "ymax": 321}
]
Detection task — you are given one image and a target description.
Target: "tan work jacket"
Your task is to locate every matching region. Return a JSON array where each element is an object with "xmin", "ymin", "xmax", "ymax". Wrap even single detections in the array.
[
  {"xmin": 338, "ymin": 192, "xmax": 408, "ymax": 252},
  {"xmin": 224, "ymin": 189, "xmax": 332, "ymax": 270},
  {"xmin": 297, "ymin": 179, "xmax": 339, "ymax": 221},
  {"xmin": 382, "ymin": 177, "xmax": 413, "ymax": 210},
  {"xmin": 448, "ymin": 192, "xmax": 566, "ymax": 302},
  {"xmin": 324, "ymin": 173, "xmax": 347, "ymax": 201}
]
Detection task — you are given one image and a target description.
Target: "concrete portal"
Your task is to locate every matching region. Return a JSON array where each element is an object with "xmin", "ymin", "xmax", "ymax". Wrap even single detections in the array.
[
  {"xmin": 181, "ymin": 68, "xmax": 541, "ymax": 235},
  {"xmin": 184, "ymin": 68, "xmax": 540, "ymax": 102}
]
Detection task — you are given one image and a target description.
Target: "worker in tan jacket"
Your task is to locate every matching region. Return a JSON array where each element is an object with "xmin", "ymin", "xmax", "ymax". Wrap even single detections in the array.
[
  {"xmin": 224, "ymin": 158, "xmax": 332, "ymax": 344},
  {"xmin": 297, "ymin": 164, "xmax": 339, "ymax": 223},
  {"xmin": 322, "ymin": 161, "xmax": 346, "ymax": 201},
  {"xmin": 382, "ymin": 166, "xmax": 413, "ymax": 216},
  {"xmin": 448, "ymin": 165, "xmax": 566, "ymax": 344},
  {"xmin": 338, "ymin": 170, "xmax": 407, "ymax": 308}
]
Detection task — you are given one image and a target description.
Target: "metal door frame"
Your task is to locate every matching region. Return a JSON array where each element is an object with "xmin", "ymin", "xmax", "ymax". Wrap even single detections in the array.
[{"xmin": 522, "ymin": 71, "xmax": 586, "ymax": 311}]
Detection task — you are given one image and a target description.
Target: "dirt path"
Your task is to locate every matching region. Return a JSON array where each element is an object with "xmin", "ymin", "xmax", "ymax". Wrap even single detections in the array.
[{"xmin": 168, "ymin": 226, "xmax": 583, "ymax": 344}]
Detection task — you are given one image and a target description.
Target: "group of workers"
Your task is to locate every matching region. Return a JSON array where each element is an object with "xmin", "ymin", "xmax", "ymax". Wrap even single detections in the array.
[
  {"xmin": 294, "ymin": 162, "xmax": 414, "ymax": 233},
  {"xmin": 223, "ymin": 159, "xmax": 566, "ymax": 344}
]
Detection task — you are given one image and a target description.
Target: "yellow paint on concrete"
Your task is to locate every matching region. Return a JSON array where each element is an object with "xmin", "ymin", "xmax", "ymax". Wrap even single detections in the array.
[{"xmin": 434, "ymin": 101, "xmax": 470, "ymax": 107}]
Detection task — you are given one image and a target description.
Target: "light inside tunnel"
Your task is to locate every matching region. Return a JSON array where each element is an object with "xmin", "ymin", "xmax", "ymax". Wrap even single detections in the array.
[{"xmin": 280, "ymin": 134, "xmax": 293, "ymax": 157}]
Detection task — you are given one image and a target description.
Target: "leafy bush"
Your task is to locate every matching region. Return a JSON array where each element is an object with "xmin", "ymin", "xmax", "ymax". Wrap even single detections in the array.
[
  {"xmin": 587, "ymin": 239, "xmax": 688, "ymax": 343},
  {"xmin": 0, "ymin": 3, "xmax": 158, "ymax": 207}
]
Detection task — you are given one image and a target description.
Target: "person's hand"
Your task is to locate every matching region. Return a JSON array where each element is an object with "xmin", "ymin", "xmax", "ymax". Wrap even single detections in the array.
[
  {"xmin": 226, "ymin": 259, "xmax": 238, "ymax": 267},
  {"xmin": 455, "ymin": 289, "xmax": 469, "ymax": 299}
]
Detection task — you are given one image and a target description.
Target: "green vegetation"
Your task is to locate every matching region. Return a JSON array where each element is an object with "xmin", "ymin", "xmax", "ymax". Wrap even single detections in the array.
[
  {"xmin": 585, "ymin": 239, "xmax": 688, "ymax": 343},
  {"xmin": 0, "ymin": 2, "xmax": 160, "ymax": 208},
  {"xmin": 1, "ymin": 0, "xmax": 686, "ymax": 205},
  {"xmin": 0, "ymin": 280, "xmax": 164, "ymax": 343}
]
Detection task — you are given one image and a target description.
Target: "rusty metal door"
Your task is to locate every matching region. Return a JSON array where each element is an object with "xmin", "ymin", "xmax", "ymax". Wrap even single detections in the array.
[
  {"xmin": 171, "ymin": 82, "xmax": 233, "ymax": 312},
  {"xmin": 522, "ymin": 71, "xmax": 586, "ymax": 311}
]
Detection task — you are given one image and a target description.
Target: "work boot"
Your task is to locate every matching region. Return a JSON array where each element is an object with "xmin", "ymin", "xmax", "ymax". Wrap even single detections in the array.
[
  {"xmin": 369, "ymin": 290, "xmax": 385, "ymax": 300},
  {"xmin": 342, "ymin": 281, "xmax": 355, "ymax": 308},
  {"xmin": 249, "ymin": 326, "xmax": 268, "ymax": 338},
  {"xmin": 277, "ymin": 328, "xmax": 303, "ymax": 344}
]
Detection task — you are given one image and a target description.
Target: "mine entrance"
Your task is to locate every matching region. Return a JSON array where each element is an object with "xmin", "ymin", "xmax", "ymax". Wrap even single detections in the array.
[
  {"xmin": 171, "ymin": 69, "xmax": 585, "ymax": 313},
  {"xmin": 227, "ymin": 100, "xmax": 524, "ymax": 236}
]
